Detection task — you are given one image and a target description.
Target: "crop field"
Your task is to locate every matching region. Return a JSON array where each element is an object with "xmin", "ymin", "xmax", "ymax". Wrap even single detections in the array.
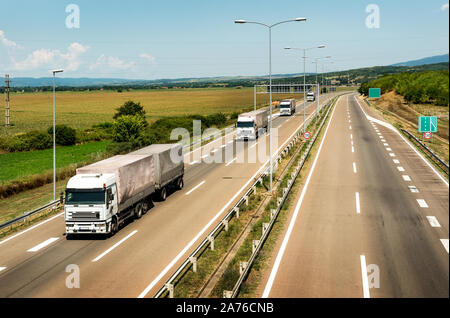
[{"xmin": 1, "ymin": 87, "xmax": 308, "ymax": 136}]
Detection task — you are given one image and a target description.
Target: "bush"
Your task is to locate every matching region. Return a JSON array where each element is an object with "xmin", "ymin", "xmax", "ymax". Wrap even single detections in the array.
[
  {"xmin": 0, "ymin": 131, "xmax": 53, "ymax": 152},
  {"xmin": 25, "ymin": 131, "xmax": 53, "ymax": 150},
  {"xmin": 47, "ymin": 125, "xmax": 76, "ymax": 146},
  {"xmin": 205, "ymin": 112, "xmax": 227, "ymax": 127},
  {"xmin": 112, "ymin": 115, "xmax": 146, "ymax": 143}
]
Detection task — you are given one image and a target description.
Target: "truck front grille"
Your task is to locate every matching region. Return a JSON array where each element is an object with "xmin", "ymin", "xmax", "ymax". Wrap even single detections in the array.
[{"xmin": 68, "ymin": 211, "xmax": 99, "ymax": 222}]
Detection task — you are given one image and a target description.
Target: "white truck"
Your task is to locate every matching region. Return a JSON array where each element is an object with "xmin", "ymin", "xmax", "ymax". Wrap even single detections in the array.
[
  {"xmin": 236, "ymin": 109, "xmax": 269, "ymax": 141},
  {"xmin": 64, "ymin": 144, "xmax": 184, "ymax": 236},
  {"xmin": 279, "ymin": 99, "xmax": 296, "ymax": 116},
  {"xmin": 307, "ymin": 92, "xmax": 315, "ymax": 102}
]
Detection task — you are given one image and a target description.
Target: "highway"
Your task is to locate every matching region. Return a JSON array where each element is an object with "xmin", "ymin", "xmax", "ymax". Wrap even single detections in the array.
[
  {"xmin": 0, "ymin": 92, "xmax": 339, "ymax": 298},
  {"xmin": 262, "ymin": 94, "xmax": 449, "ymax": 298}
]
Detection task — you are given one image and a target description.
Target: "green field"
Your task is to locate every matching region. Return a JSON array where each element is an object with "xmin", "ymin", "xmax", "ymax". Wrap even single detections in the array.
[
  {"xmin": 1, "ymin": 87, "xmax": 310, "ymax": 136},
  {"xmin": 0, "ymin": 140, "xmax": 110, "ymax": 183}
]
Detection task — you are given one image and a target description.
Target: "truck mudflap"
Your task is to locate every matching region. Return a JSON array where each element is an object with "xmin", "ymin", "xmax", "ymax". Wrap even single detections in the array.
[{"xmin": 66, "ymin": 222, "xmax": 108, "ymax": 234}]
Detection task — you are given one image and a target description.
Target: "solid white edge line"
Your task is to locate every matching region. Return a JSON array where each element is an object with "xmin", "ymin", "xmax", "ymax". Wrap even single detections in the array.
[
  {"xmin": 261, "ymin": 95, "xmax": 340, "ymax": 298},
  {"xmin": 426, "ymin": 216, "xmax": 441, "ymax": 228},
  {"xmin": 440, "ymin": 239, "xmax": 449, "ymax": 253},
  {"xmin": 360, "ymin": 255, "xmax": 371, "ymax": 298},
  {"xmin": 185, "ymin": 181, "xmax": 206, "ymax": 196},
  {"xmin": 0, "ymin": 212, "xmax": 64, "ymax": 247},
  {"xmin": 92, "ymin": 230, "xmax": 138, "ymax": 262},
  {"xmin": 353, "ymin": 95, "xmax": 449, "ymax": 187},
  {"xmin": 27, "ymin": 237, "xmax": 59, "ymax": 252}
]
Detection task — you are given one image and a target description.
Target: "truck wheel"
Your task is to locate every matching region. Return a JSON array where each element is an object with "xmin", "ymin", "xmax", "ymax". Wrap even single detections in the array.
[
  {"xmin": 160, "ymin": 187, "xmax": 167, "ymax": 201},
  {"xmin": 177, "ymin": 177, "xmax": 184, "ymax": 190},
  {"xmin": 110, "ymin": 218, "xmax": 118, "ymax": 236},
  {"xmin": 135, "ymin": 203, "xmax": 143, "ymax": 219},
  {"xmin": 142, "ymin": 201, "xmax": 149, "ymax": 215}
]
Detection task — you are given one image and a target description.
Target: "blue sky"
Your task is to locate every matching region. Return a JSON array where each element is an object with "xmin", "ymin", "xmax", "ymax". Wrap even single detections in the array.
[{"xmin": 0, "ymin": 0, "xmax": 448, "ymax": 79}]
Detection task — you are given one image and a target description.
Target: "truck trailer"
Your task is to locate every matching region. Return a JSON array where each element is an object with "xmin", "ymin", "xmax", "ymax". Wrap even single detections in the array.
[
  {"xmin": 236, "ymin": 109, "xmax": 269, "ymax": 141},
  {"xmin": 279, "ymin": 99, "xmax": 296, "ymax": 116},
  {"xmin": 64, "ymin": 143, "xmax": 184, "ymax": 236}
]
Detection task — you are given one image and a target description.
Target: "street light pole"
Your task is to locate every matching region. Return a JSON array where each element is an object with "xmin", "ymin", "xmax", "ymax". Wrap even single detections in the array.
[
  {"xmin": 235, "ymin": 18, "xmax": 306, "ymax": 193},
  {"xmin": 51, "ymin": 69, "xmax": 63, "ymax": 201},
  {"xmin": 284, "ymin": 45, "xmax": 325, "ymax": 131}
]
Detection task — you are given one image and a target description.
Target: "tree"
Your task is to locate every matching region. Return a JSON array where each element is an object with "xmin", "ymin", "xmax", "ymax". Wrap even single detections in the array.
[
  {"xmin": 113, "ymin": 100, "xmax": 146, "ymax": 120},
  {"xmin": 112, "ymin": 115, "xmax": 146, "ymax": 143}
]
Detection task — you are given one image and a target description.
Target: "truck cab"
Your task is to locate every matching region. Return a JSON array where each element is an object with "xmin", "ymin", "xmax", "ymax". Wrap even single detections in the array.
[
  {"xmin": 236, "ymin": 116, "xmax": 257, "ymax": 140},
  {"xmin": 65, "ymin": 173, "xmax": 117, "ymax": 234},
  {"xmin": 280, "ymin": 99, "xmax": 296, "ymax": 116}
]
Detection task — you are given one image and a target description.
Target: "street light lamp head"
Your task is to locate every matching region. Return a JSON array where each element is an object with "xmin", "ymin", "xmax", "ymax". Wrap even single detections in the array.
[
  {"xmin": 51, "ymin": 69, "xmax": 64, "ymax": 74},
  {"xmin": 284, "ymin": 47, "xmax": 292, "ymax": 50},
  {"xmin": 234, "ymin": 20, "xmax": 246, "ymax": 24},
  {"xmin": 317, "ymin": 45, "xmax": 325, "ymax": 49},
  {"xmin": 295, "ymin": 17, "xmax": 307, "ymax": 21}
]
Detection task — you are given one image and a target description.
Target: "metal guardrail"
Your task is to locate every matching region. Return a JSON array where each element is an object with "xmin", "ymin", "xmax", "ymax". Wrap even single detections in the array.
[
  {"xmin": 401, "ymin": 129, "xmax": 449, "ymax": 172},
  {"xmin": 154, "ymin": 94, "xmax": 340, "ymax": 298},
  {"xmin": 0, "ymin": 198, "xmax": 62, "ymax": 231},
  {"xmin": 226, "ymin": 95, "xmax": 337, "ymax": 298}
]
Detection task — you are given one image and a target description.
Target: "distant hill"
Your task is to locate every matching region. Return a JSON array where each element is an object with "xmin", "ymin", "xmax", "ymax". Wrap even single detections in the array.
[
  {"xmin": 391, "ymin": 54, "xmax": 449, "ymax": 67},
  {"xmin": 2, "ymin": 61, "xmax": 448, "ymax": 90}
]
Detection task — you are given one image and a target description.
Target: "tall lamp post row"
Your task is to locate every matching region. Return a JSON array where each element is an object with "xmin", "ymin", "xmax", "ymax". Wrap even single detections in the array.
[
  {"xmin": 284, "ymin": 46, "xmax": 326, "ymax": 127},
  {"xmin": 235, "ymin": 18, "xmax": 306, "ymax": 193}
]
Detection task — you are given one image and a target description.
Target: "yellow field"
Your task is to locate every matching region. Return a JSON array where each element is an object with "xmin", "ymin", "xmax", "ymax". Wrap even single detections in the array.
[{"xmin": 1, "ymin": 87, "xmax": 307, "ymax": 136}]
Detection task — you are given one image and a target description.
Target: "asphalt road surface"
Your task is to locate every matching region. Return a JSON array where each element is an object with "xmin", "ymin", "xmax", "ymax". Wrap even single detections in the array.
[
  {"xmin": 0, "ymin": 92, "xmax": 339, "ymax": 298},
  {"xmin": 262, "ymin": 94, "xmax": 448, "ymax": 298}
]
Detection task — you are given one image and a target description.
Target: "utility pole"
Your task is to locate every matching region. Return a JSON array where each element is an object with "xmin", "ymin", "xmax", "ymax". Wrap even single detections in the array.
[{"xmin": 5, "ymin": 74, "xmax": 10, "ymax": 127}]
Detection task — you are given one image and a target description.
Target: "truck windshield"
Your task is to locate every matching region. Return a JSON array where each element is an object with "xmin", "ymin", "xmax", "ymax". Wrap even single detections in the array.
[
  {"xmin": 280, "ymin": 104, "xmax": 291, "ymax": 108},
  {"xmin": 65, "ymin": 190, "xmax": 105, "ymax": 205},
  {"xmin": 237, "ymin": 121, "xmax": 254, "ymax": 128}
]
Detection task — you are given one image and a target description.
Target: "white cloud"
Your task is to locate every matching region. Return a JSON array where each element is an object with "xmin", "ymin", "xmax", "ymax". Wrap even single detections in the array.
[
  {"xmin": 0, "ymin": 30, "xmax": 21, "ymax": 49},
  {"xmin": 12, "ymin": 42, "xmax": 89, "ymax": 71},
  {"xmin": 442, "ymin": 3, "xmax": 449, "ymax": 11},
  {"xmin": 90, "ymin": 54, "xmax": 135, "ymax": 71},
  {"xmin": 139, "ymin": 53, "xmax": 156, "ymax": 64}
]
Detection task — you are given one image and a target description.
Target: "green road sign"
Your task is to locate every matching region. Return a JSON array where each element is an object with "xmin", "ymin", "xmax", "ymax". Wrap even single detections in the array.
[
  {"xmin": 369, "ymin": 88, "xmax": 381, "ymax": 98},
  {"xmin": 418, "ymin": 116, "xmax": 438, "ymax": 133}
]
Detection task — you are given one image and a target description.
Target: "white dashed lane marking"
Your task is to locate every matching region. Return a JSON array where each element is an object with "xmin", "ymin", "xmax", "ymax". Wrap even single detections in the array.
[
  {"xmin": 426, "ymin": 216, "xmax": 441, "ymax": 228},
  {"xmin": 417, "ymin": 199, "xmax": 429, "ymax": 208}
]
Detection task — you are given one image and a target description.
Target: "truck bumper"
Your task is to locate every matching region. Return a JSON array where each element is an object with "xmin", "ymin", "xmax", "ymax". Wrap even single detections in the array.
[{"xmin": 65, "ymin": 222, "xmax": 108, "ymax": 234}]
